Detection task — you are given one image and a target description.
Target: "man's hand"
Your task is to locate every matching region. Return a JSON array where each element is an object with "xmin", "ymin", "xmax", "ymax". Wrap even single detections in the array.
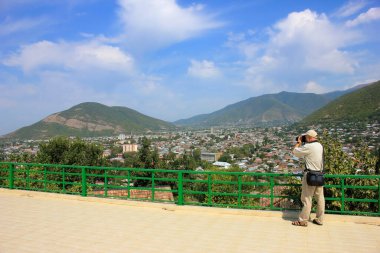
[{"xmin": 294, "ymin": 136, "xmax": 302, "ymax": 148}]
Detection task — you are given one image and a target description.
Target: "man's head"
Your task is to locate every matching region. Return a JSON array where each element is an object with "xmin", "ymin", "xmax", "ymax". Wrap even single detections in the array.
[{"xmin": 305, "ymin": 129, "xmax": 318, "ymax": 142}]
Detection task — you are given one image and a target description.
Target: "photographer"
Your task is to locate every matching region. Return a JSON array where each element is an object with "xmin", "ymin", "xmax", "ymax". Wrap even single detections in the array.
[{"xmin": 291, "ymin": 129, "xmax": 324, "ymax": 226}]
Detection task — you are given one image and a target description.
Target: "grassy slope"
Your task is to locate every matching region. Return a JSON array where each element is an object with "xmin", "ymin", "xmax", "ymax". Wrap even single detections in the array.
[{"xmin": 302, "ymin": 81, "xmax": 380, "ymax": 123}]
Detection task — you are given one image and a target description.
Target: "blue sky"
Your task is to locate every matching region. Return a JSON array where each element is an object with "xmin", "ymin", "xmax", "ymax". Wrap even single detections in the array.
[{"xmin": 1, "ymin": 0, "xmax": 380, "ymax": 135}]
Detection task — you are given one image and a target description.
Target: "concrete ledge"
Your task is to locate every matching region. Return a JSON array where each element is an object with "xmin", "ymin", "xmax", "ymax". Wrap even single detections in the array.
[{"xmin": 1, "ymin": 188, "xmax": 379, "ymax": 225}]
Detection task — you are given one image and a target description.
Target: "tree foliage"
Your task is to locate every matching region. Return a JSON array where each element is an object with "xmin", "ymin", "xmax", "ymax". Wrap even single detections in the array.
[
  {"xmin": 36, "ymin": 136, "xmax": 105, "ymax": 166},
  {"xmin": 19, "ymin": 136, "xmax": 106, "ymax": 194},
  {"xmin": 187, "ymin": 165, "xmax": 260, "ymax": 207},
  {"xmin": 0, "ymin": 146, "xmax": 5, "ymax": 161}
]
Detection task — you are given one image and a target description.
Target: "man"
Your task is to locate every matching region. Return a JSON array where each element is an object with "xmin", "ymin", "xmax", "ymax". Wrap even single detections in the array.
[{"xmin": 292, "ymin": 129, "xmax": 324, "ymax": 226}]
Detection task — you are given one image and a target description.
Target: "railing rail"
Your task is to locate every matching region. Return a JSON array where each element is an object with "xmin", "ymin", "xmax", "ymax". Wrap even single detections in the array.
[{"xmin": 0, "ymin": 162, "xmax": 379, "ymax": 216}]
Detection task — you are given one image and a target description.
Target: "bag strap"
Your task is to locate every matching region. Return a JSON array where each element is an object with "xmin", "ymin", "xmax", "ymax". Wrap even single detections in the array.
[{"xmin": 322, "ymin": 146, "xmax": 324, "ymax": 173}]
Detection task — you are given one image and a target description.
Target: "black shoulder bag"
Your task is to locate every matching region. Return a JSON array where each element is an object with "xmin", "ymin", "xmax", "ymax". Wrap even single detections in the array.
[
  {"xmin": 306, "ymin": 170, "xmax": 324, "ymax": 186},
  {"xmin": 305, "ymin": 143, "xmax": 324, "ymax": 187}
]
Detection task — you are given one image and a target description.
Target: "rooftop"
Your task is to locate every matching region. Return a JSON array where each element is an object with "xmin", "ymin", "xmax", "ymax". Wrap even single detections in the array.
[{"xmin": 1, "ymin": 189, "xmax": 379, "ymax": 253}]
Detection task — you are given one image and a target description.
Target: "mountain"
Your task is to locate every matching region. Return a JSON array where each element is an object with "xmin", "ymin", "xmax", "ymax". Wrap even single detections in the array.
[
  {"xmin": 174, "ymin": 83, "xmax": 371, "ymax": 127},
  {"xmin": 175, "ymin": 92, "xmax": 338, "ymax": 127},
  {"xmin": 4, "ymin": 102, "xmax": 176, "ymax": 139},
  {"xmin": 302, "ymin": 81, "xmax": 380, "ymax": 124},
  {"xmin": 322, "ymin": 83, "xmax": 369, "ymax": 100}
]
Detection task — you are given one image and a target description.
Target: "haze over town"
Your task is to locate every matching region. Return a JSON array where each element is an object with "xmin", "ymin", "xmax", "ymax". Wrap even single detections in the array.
[{"xmin": 1, "ymin": 0, "xmax": 380, "ymax": 135}]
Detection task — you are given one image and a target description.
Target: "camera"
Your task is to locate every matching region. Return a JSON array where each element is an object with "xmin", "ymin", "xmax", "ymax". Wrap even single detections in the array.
[{"xmin": 295, "ymin": 135, "xmax": 307, "ymax": 143}]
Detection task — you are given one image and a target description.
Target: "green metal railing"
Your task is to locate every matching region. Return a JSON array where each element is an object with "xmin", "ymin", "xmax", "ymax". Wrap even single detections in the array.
[{"xmin": 0, "ymin": 162, "xmax": 379, "ymax": 216}]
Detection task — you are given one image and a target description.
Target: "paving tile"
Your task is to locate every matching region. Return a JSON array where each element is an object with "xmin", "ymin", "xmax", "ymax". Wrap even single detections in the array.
[{"xmin": 0, "ymin": 189, "xmax": 379, "ymax": 253}]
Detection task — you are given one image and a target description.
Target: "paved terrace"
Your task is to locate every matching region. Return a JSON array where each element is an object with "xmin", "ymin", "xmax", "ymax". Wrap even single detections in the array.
[{"xmin": 0, "ymin": 189, "xmax": 379, "ymax": 253}]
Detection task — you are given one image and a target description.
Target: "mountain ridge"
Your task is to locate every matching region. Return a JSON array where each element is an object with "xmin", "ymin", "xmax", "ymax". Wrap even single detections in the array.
[
  {"xmin": 174, "ymin": 83, "xmax": 373, "ymax": 127},
  {"xmin": 2, "ymin": 82, "xmax": 376, "ymax": 139},
  {"xmin": 3, "ymin": 102, "xmax": 176, "ymax": 139},
  {"xmin": 175, "ymin": 91, "xmax": 337, "ymax": 127},
  {"xmin": 301, "ymin": 81, "xmax": 380, "ymax": 124}
]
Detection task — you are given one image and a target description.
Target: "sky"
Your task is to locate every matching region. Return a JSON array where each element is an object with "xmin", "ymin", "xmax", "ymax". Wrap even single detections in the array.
[{"xmin": 1, "ymin": 0, "xmax": 380, "ymax": 135}]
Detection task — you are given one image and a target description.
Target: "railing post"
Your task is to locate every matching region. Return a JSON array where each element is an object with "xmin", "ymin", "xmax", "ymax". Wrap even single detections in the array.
[
  {"xmin": 238, "ymin": 175, "xmax": 242, "ymax": 207},
  {"xmin": 378, "ymin": 179, "xmax": 380, "ymax": 215},
  {"xmin": 9, "ymin": 163, "xmax": 14, "ymax": 189},
  {"xmin": 81, "ymin": 167, "xmax": 87, "ymax": 197},
  {"xmin": 208, "ymin": 173, "xmax": 212, "ymax": 206},
  {"xmin": 43, "ymin": 166, "xmax": 47, "ymax": 192},
  {"xmin": 177, "ymin": 171, "xmax": 184, "ymax": 205},
  {"xmin": 62, "ymin": 167, "xmax": 66, "ymax": 194},
  {"xmin": 341, "ymin": 178, "xmax": 345, "ymax": 213},
  {"xmin": 270, "ymin": 176, "xmax": 274, "ymax": 209},
  {"xmin": 127, "ymin": 170, "xmax": 131, "ymax": 199},
  {"xmin": 104, "ymin": 169, "xmax": 108, "ymax": 198},
  {"xmin": 151, "ymin": 171, "xmax": 155, "ymax": 202},
  {"xmin": 26, "ymin": 165, "xmax": 30, "ymax": 190}
]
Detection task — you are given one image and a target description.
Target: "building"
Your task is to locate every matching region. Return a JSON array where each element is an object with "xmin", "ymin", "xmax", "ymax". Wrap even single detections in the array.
[
  {"xmin": 201, "ymin": 152, "xmax": 221, "ymax": 162},
  {"xmin": 118, "ymin": 134, "xmax": 126, "ymax": 141},
  {"xmin": 212, "ymin": 161, "xmax": 231, "ymax": 169},
  {"xmin": 122, "ymin": 143, "xmax": 139, "ymax": 153},
  {"xmin": 102, "ymin": 149, "xmax": 112, "ymax": 158},
  {"xmin": 110, "ymin": 154, "xmax": 124, "ymax": 163}
]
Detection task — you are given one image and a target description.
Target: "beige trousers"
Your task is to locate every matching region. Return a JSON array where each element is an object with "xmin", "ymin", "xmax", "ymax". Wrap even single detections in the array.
[{"xmin": 299, "ymin": 172, "xmax": 325, "ymax": 223}]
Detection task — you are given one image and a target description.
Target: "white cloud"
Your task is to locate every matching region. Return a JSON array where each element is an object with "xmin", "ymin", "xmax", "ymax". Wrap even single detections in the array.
[
  {"xmin": 187, "ymin": 60, "xmax": 221, "ymax": 79},
  {"xmin": 227, "ymin": 9, "xmax": 369, "ymax": 94},
  {"xmin": 304, "ymin": 49, "xmax": 357, "ymax": 74},
  {"xmin": 3, "ymin": 40, "xmax": 135, "ymax": 73},
  {"xmin": 0, "ymin": 17, "xmax": 46, "ymax": 36},
  {"xmin": 226, "ymin": 32, "xmax": 262, "ymax": 60},
  {"xmin": 335, "ymin": 0, "xmax": 368, "ymax": 17},
  {"xmin": 303, "ymin": 81, "xmax": 327, "ymax": 94},
  {"xmin": 346, "ymin": 7, "xmax": 380, "ymax": 27},
  {"xmin": 271, "ymin": 9, "xmax": 357, "ymax": 50},
  {"xmin": 72, "ymin": 43, "xmax": 134, "ymax": 72},
  {"xmin": 264, "ymin": 9, "xmax": 359, "ymax": 74},
  {"xmin": 117, "ymin": 0, "xmax": 223, "ymax": 50},
  {"xmin": 227, "ymin": 9, "xmax": 362, "ymax": 74}
]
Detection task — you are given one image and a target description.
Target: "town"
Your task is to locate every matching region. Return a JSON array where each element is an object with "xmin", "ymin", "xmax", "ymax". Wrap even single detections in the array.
[{"xmin": 1, "ymin": 122, "xmax": 379, "ymax": 174}]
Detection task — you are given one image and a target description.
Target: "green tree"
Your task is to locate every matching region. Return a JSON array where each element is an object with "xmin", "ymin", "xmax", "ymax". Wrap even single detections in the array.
[
  {"xmin": 181, "ymin": 154, "xmax": 197, "ymax": 170},
  {"xmin": 0, "ymin": 146, "xmax": 5, "ymax": 161},
  {"xmin": 123, "ymin": 152, "xmax": 139, "ymax": 168},
  {"xmin": 7, "ymin": 153, "xmax": 35, "ymax": 163},
  {"xmin": 133, "ymin": 137, "xmax": 159, "ymax": 186},
  {"xmin": 189, "ymin": 166, "xmax": 259, "ymax": 207},
  {"xmin": 219, "ymin": 153, "xmax": 232, "ymax": 163},
  {"xmin": 34, "ymin": 136, "xmax": 105, "ymax": 194},
  {"xmin": 110, "ymin": 145, "xmax": 123, "ymax": 158},
  {"xmin": 36, "ymin": 137, "xmax": 104, "ymax": 166},
  {"xmin": 375, "ymin": 147, "xmax": 380, "ymax": 174},
  {"xmin": 193, "ymin": 148, "xmax": 201, "ymax": 162},
  {"xmin": 138, "ymin": 137, "xmax": 151, "ymax": 168},
  {"xmin": 36, "ymin": 137, "xmax": 70, "ymax": 164}
]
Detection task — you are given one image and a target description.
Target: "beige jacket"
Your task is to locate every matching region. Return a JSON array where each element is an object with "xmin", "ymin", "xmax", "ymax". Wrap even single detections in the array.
[{"xmin": 293, "ymin": 141, "xmax": 323, "ymax": 171}]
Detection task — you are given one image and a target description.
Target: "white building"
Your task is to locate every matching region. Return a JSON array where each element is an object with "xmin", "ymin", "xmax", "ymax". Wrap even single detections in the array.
[
  {"xmin": 122, "ymin": 143, "xmax": 139, "ymax": 153},
  {"xmin": 213, "ymin": 161, "xmax": 231, "ymax": 169},
  {"xmin": 118, "ymin": 134, "xmax": 126, "ymax": 140}
]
